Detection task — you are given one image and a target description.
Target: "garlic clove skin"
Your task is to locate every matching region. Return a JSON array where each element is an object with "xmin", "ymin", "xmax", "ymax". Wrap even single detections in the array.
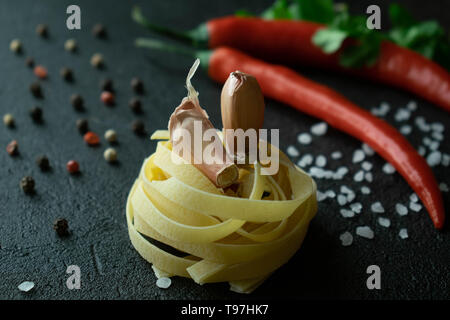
[{"xmin": 221, "ymin": 71, "xmax": 265, "ymax": 132}]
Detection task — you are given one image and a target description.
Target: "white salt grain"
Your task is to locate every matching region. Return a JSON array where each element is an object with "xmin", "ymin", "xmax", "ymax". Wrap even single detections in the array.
[
  {"xmin": 361, "ymin": 186, "xmax": 371, "ymax": 194},
  {"xmin": 439, "ymin": 182, "xmax": 449, "ymax": 192},
  {"xmin": 346, "ymin": 192, "xmax": 355, "ymax": 203},
  {"xmin": 430, "ymin": 122, "xmax": 444, "ymax": 132},
  {"xmin": 156, "ymin": 277, "xmax": 172, "ymax": 289},
  {"xmin": 340, "ymin": 185, "xmax": 353, "ymax": 194},
  {"xmin": 364, "ymin": 172, "xmax": 373, "ymax": 182},
  {"xmin": 336, "ymin": 167, "xmax": 349, "ymax": 176},
  {"xmin": 361, "ymin": 161, "xmax": 373, "ymax": 171},
  {"xmin": 400, "ymin": 125, "xmax": 412, "ymax": 135},
  {"xmin": 371, "ymin": 201, "xmax": 385, "ymax": 213},
  {"xmin": 426, "ymin": 151, "xmax": 442, "ymax": 167},
  {"xmin": 428, "ymin": 141, "xmax": 440, "ymax": 151},
  {"xmin": 378, "ymin": 217, "xmax": 391, "ymax": 228},
  {"xmin": 362, "ymin": 143, "xmax": 375, "ymax": 156},
  {"xmin": 407, "ymin": 101, "xmax": 417, "ymax": 111},
  {"xmin": 409, "ymin": 202, "xmax": 422, "ymax": 212},
  {"xmin": 331, "ymin": 151, "xmax": 342, "ymax": 159},
  {"xmin": 352, "ymin": 149, "xmax": 365, "ymax": 163},
  {"xmin": 315, "ymin": 155, "xmax": 327, "ymax": 167},
  {"xmin": 353, "ymin": 170, "xmax": 364, "ymax": 182},
  {"xmin": 431, "ymin": 131, "xmax": 443, "ymax": 141},
  {"xmin": 395, "ymin": 203, "xmax": 408, "ymax": 216},
  {"xmin": 339, "ymin": 232, "xmax": 353, "ymax": 246},
  {"xmin": 298, "ymin": 154, "xmax": 314, "ymax": 167},
  {"xmin": 286, "ymin": 145, "xmax": 300, "ymax": 157},
  {"xmin": 297, "ymin": 133, "xmax": 312, "ymax": 145},
  {"xmin": 350, "ymin": 202, "xmax": 362, "ymax": 213},
  {"xmin": 382, "ymin": 163, "xmax": 396, "ymax": 174},
  {"xmin": 337, "ymin": 194, "xmax": 347, "ymax": 206},
  {"xmin": 399, "ymin": 228, "xmax": 408, "ymax": 239},
  {"xmin": 409, "ymin": 193, "xmax": 418, "ymax": 202},
  {"xmin": 356, "ymin": 226, "xmax": 374, "ymax": 239},
  {"xmin": 340, "ymin": 209, "xmax": 354, "ymax": 218},
  {"xmin": 317, "ymin": 191, "xmax": 327, "ymax": 202},
  {"xmin": 394, "ymin": 108, "xmax": 411, "ymax": 122},
  {"xmin": 18, "ymin": 281, "xmax": 34, "ymax": 292},
  {"xmin": 311, "ymin": 122, "xmax": 328, "ymax": 136},
  {"xmin": 418, "ymin": 146, "xmax": 426, "ymax": 156},
  {"xmin": 442, "ymin": 154, "xmax": 450, "ymax": 166},
  {"xmin": 325, "ymin": 190, "xmax": 336, "ymax": 198}
]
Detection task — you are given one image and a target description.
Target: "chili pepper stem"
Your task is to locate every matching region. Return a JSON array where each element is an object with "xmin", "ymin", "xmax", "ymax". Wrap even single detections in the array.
[
  {"xmin": 135, "ymin": 38, "xmax": 211, "ymax": 69},
  {"xmin": 132, "ymin": 6, "xmax": 209, "ymax": 47}
]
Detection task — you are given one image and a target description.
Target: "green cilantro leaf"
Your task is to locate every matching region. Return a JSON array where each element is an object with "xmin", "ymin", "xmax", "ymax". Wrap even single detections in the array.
[{"xmin": 312, "ymin": 29, "xmax": 347, "ymax": 53}]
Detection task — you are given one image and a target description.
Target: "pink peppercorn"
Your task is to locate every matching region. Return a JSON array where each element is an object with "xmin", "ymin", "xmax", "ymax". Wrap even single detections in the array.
[
  {"xmin": 66, "ymin": 160, "xmax": 79, "ymax": 174},
  {"xmin": 100, "ymin": 91, "xmax": 115, "ymax": 105}
]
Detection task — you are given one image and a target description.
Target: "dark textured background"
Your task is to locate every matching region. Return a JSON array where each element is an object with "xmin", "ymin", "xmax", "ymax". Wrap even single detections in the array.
[{"xmin": 0, "ymin": 0, "xmax": 449, "ymax": 300}]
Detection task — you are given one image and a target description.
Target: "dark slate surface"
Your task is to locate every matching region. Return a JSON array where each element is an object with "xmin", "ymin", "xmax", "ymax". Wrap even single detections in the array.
[{"xmin": 0, "ymin": 0, "xmax": 449, "ymax": 300}]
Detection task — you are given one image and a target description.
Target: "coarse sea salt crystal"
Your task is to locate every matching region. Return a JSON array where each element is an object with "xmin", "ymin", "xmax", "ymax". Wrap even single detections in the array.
[
  {"xmin": 340, "ymin": 232, "xmax": 353, "ymax": 246},
  {"xmin": 428, "ymin": 141, "xmax": 440, "ymax": 151},
  {"xmin": 364, "ymin": 172, "xmax": 373, "ymax": 182},
  {"xmin": 350, "ymin": 202, "xmax": 362, "ymax": 213},
  {"xmin": 439, "ymin": 182, "xmax": 449, "ymax": 192},
  {"xmin": 361, "ymin": 186, "xmax": 371, "ymax": 194},
  {"xmin": 297, "ymin": 133, "xmax": 312, "ymax": 145},
  {"xmin": 442, "ymin": 154, "xmax": 450, "ymax": 166},
  {"xmin": 331, "ymin": 151, "xmax": 342, "ymax": 159},
  {"xmin": 382, "ymin": 163, "xmax": 396, "ymax": 174},
  {"xmin": 311, "ymin": 122, "xmax": 328, "ymax": 136},
  {"xmin": 361, "ymin": 161, "xmax": 373, "ymax": 171},
  {"xmin": 399, "ymin": 228, "xmax": 408, "ymax": 239},
  {"xmin": 346, "ymin": 193, "xmax": 355, "ymax": 203},
  {"xmin": 426, "ymin": 151, "xmax": 442, "ymax": 167},
  {"xmin": 353, "ymin": 170, "xmax": 364, "ymax": 182},
  {"xmin": 431, "ymin": 122, "xmax": 444, "ymax": 132},
  {"xmin": 337, "ymin": 194, "xmax": 347, "ymax": 206},
  {"xmin": 352, "ymin": 149, "xmax": 365, "ymax": 163},
  {"xmin": 432, "ymin": 131, "xmax": 443, "ymax": 141},
  {"xmin": 362, "ymin": 143, "xmax": 375, "ymax": 156},
  {"xmin": 315, "ymin": 155, "xmax": 327, "ymax": 167},
  {"xmin": 407, "ymin": 100, "xmax": 417, "ymax": 111},
  {"xmin": 409, "ymin": 202, "xmax": 422, "ymax": 212},
  {"xmin": 340, "ymin": 185, "xmax": 353, "ymax": 194},
  {"xmin": 395, "ymin": 203, "xmax": 408, "ymax": 216},
  {"xmin": 394, "ymin": 108, "xmax": 411, "ymax": 121},
  {"xmin": 340, "ymin": 208, "xmax": 355, "ymax": 218},
  {"xmin": 18, "ymin": 281, "xmax": 35, "ymax": 292},
  {"xmin": 400, "ymin": 125, "xmax": 412, "ymax": 135},
  {"xmin": 325, "ymin": 190, "xmax": 336, "ymax": 198},
  {"xmin": 156, "ymin": 277, "xmax": 172, "ymax": 289},
  {"xmin": 317, "ymin": 191, "xmax": 327, "ymax": 202},
  {"xmin": 298, "ymin": 154, "xmax": 313, "ymax": 167},
  {"xmin": 371, "ymin": 201, "xmax": 384, "ymax": 213},
  {"xmin": 378, "ymin": 217, "xmax": 391, "ymax": 228},
  {"xmin": 409, "ymin": 193, "xmax": 418, "ymax": 202},
  {"xmin": 356, "ymin": 226, "xmax": 374, "ymax": 239},
  {"xmin": 336, "ymin": 167, "xmax": 349, "ymax": 176},
  {"xmin": 309, "ymin": 167, "xmax": 325, "ymax": 178},
  {"xmin": 418, "ymin": 146, "xmax": 426, "ymax": 156},
  {"xmin": 286, "ymin": 145, "xmax": 300, "ymax": 157}
]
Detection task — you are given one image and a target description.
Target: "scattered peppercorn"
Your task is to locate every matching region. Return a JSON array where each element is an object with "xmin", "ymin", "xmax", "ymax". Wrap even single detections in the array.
[
  {"xmin": 100, "ymin": 91, "xmax": 115, "ymax": 106},
  {"xmin": 131, "ymin": 77, "xmax": 144, "ymax": 93},
  {"xmin": 132, "ymin": 119, "xmax": 145, "ymax": 135},
  {"xmin": 25, "ymin": 57, "xmax": 34, "ymax": 68},
  {"xmin": 84, "ymin": 131, "xmax": 100, "ymax": 146},
  {"xmin": 100, "ymin": 78, "xmax": 113, "ymax": 92},
  {"xmin": 90, "ymin": 53, "xmax": 104, "ymax": 68},
  {"xmin": 92, "ymin": 23, "xmax": 106, "ymax": 38},
  {"xmin": 9, "ymin": 39, "xmax": 21, "ymax": 53},
  {"xmin": 104, "ymin": 129, "xmax": 117, "ymax": 143},
  {"xmin": 30, "ymin": 82, "xmax": 42, "ymax": 98},
  {"xmin": 60, "ymin": 67, "xmax": 73, "ymax": 81},
  {"xmin": 36, "ymin": 155, "xmax": 50, "ymax": 171},
  {"xmin": 36, "ymin": 24, "xmax": 48, "ymax": 37},
  {"xmin": 3, "ymin": 114, "xmax": 15, "ymax": 128},
  {"xmin": 29, "ymin": 106, "xmax": 43, "ymax": 122},
  {"xmin": 70, "ymin": 94, "xmax": 84, "ymax": 111},
  {"xmin": 76, "ymin": 118, "xmax": 89, "ymax": 134},
  {"xmin": 64, "ymin": 39, "xmax": 77, "ymax": 52},
  {"xmin": 66, "ymin": 160, "xmax": 79, "ymax": 174},
  {"xmin": 129, "ymin": 98, "xmax": 142, "ymax": 114},
  {"xmin": 262, "ymin": 191, "xmax": 271, "ymax": 198},
  {"xmin": 6, "ymin": 140, "xmax": 19, "ymax": 156},
  {"xmin": 103, "ymin": 147, "xmax": 117, "ymax": 163},
  {"xmin": 53, "ymin": 218, "xmax": 69, "ymax": 237},
  {"xmin": 34, "ymin": 65, "xmax": 48, "ymax": 79},
  {"xmin": 20, "ymin": 176, "xmax": 35, "ymax": 194}
]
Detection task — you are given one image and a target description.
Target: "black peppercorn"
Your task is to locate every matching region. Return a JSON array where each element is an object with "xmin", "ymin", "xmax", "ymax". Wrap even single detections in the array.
[
  {"xmin": 60, "ymin": 67, "xmax": 73, "ymax": 81},
  {"xmin": 25, "ymin": 57, "xmax": 34, "ymax": 68},
  {"xmin": 36, "ymin": 24, "xmax": 48, "ymax": 37},
  {"xmin": 131, "ymin": 77, "xmax": 144, "ymax": 94},
  {"xmin": 30, "ymin": 82, "xmax": 42, "ymax": 98},
  {"xmin": 100, "ymin": 78, "xmax": 113, "ymax": 92},
  {"xmin": 70, "ymin": 94, "xmax": 84, "ymax": 111},
  {"xmin": 20, "ymin": 176, "xmax": 35, "ymax": 194},
  {"xmin": 36, "ymin": 155, "xmax": 50, "ymax": 171},
  {"xmin": 53, "ymin": 218, "xmax": 69, "ymax": 237},
  {"xmin": 92, "ymin": 23, "xmax": 106, "ymax": 38},
  {"xmin": 76, "ymin": 118, "xmax": 89, "ymax": 134},
  {"xmin": 29, "ymin": 106, "xmax": 43, "ymax": 122},
  {"xmin": 132, "ymin": 119, "xmax": 145, "ymax": 135},
  {"xmin": 129, "ymin": 98, "xmax": 142, "ymax": 114}
]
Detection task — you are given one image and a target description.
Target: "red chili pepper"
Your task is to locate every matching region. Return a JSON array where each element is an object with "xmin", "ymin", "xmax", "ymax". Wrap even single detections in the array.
[
  {"xmin": 135, "ymin": 39, "xmax": 445, "ymax": 229},
  {"xmin": 133, "ymin": 11, "xmax": 450, "ymax": 112}
]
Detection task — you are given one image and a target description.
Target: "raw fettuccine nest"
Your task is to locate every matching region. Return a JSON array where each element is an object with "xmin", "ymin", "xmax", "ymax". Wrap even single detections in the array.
[{"xmin": 126, "ymin": 132, "xmax": 317, "ymax": 294}]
